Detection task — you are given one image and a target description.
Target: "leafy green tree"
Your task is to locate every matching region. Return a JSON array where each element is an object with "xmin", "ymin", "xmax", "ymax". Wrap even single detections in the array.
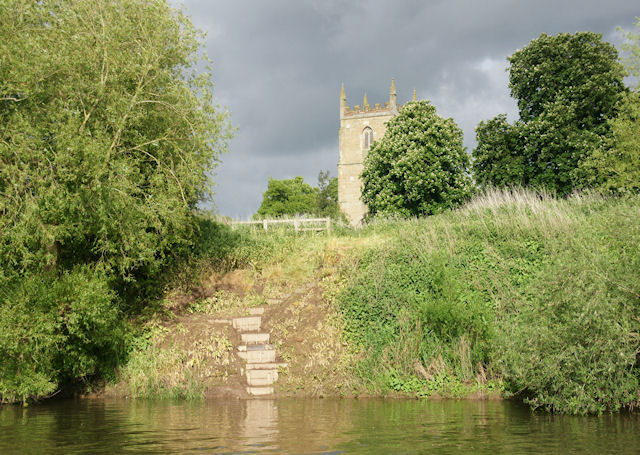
[
  {"xmin": 580, "ymin": 18, "xmax": 640, "ymax": 195},
  {"xmin": 473, "ymin": 32, "xmax": 626, "ymax": 194},
  {"xmin": 361, "ymin": 101, "xmax": 472, "ymax": 217},
  {"xmin": 619, "ymin": 17, "xmax": 640, "ymax": 84},
  {"xmin": 256, "ymin": 177, "xmax": 318, "ymax": 218},
  {"xmin": 316, "ymin": 170, "xmax": 341, "ymax": 219},
  {"xmin": 0, "ymin": 0, "xmax": 230, "ymax": 401},
  {"xmin": 0, "ymin": 0, "xmax": 230, "ymax": 283},
  {"xmin": 472, "ymin": 115, "xmax": 526, "ymax": 189}
]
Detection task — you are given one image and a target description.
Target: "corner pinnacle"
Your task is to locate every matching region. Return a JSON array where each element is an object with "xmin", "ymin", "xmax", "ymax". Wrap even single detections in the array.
[
  {"xmin": 412, "ymin": 88, "xmax": 417, "ymax": 101},
  {"xmin": 390, "ymin": 78, "xmax": 396, "ymax": 95},
  {"xmin": 340, "ymin": 83, "xmax": 346, "ymax": 101}
]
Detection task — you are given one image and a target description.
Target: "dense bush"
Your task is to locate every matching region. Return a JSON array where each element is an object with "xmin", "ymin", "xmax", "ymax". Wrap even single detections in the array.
[
  {"xmin": 338, "ymin": 245, "xmax": 494, "ymax": 389},
  {"xmin": 336, "ymin": 191, "xmax": 640, "ymax": 412},
  {"xmin": 0, "ymin": 268, "xmax": 126, "ymax": 403},
  {"xmin": 498, "ymin": 197, "xmax": 640, "ymax": 413}
]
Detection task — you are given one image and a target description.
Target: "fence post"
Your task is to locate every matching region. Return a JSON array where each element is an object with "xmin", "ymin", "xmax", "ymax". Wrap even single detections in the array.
[
  {"xmin": 263, "ymin": 220, "xmax": 268, "ymax": 231},
  {"xmin": 294, "ymin": 219, "xmax": 299, "ymax": 233},
  {"xmin": 326, "ymin": 218, "xmax": 331, "ymax": 235}
]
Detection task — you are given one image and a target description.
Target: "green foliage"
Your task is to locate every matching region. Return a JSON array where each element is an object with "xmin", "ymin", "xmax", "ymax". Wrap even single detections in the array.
[
  {"xmin": 619, "ymin": 17, "xmax": 640, "ymax": 84},
  {"xmin": 116, "ymin": 344, "xmax": 205, "ymax": 400},
  {"xmin": 256, "ymin": 176, "xmax": 318, "ymax": 218},
  {"xmin": 498, "ymin": 198, "xmax": 640, "ymax": 413},
  {"xmin": 581, "ymin": 21, "xmax": 640, "ymax": 195},
  {"xmin": 316, "ymin": 171, "xmax": 342, "ymax": 219},
  {"xmin": 255, "ymin": 171, "xmax": 345, "ymax": 220},
  {"xmin": 472, "ymin": 115, "xmax": 525, "ymax": 188},
  {"xmin": 336, "ymin": 190, "xmax": 640, "ymax": 412},
  {"xmin": 0, "ymin": 267, "xmax": 126, "ymax": 403},
  {"xmin": 337, "ymin": 219, "xmax": 498, "ymax": 395},
  {"xmin": 508, "ymin": 32, "xmax": 624, "ymax": 125},
  {"xmin": 0, "ymin": 0, "xmax": 230, "ymax": 402},
  {"xmin": 473, "ymin": 32, "xmax": 626, "ymax": 195},
  {"xmin": 582, "ymin": 91, "xmax": 640, "ymax": 194},
  {"xmin": 361, "ymin": 101, "xmax": 473, "ymax": 217},
  {"xmin": 0, "ymin": 0, "xmax": 230, "ymax": 282}
]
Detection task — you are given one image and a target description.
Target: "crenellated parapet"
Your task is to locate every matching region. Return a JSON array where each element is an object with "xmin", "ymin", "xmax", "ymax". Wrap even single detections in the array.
[
  {"xmin": 343, "ymin": 101, "xmax": 401, "ymax": 116},
  {"xmin": 340, "ymin": 79, "xmax": 402, "ymax": 120}
]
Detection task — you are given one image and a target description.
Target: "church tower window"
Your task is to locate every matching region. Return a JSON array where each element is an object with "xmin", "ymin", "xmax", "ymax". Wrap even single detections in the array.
[{"xmin": 362, "ymin": 127, "xmax": 374, "ymax": 151}]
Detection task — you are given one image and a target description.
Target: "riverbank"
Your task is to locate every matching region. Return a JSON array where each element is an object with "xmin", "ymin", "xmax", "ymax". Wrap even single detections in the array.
[{"xmin": 107, "ymin": 189, "xmax": 640, "ymax": 413}]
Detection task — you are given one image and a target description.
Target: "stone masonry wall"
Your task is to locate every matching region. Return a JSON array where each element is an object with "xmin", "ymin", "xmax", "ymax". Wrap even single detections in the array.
[{"xmin": 338, "ymin": 110, "xmax": 394, "ymax": 225}]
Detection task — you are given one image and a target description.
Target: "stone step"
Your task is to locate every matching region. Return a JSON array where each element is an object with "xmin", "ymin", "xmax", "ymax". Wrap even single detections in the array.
[
  {"xmin": 241, "ymin": 332, "xmax": 270, "ymax": 344},
  {"xmin": 238, "ymin": 349, "xmax": 276, "ymax": 363},
  {"xmin": 212, "ymin": 319, "xmax": 232, "ymax": 325},
  {"xmin": 248, "ymin": 307, "xmax": 265, "ymax": 315},
  {"xmin": 232, "ymin": 316, "xmax": 261, "ymax": 332},
  {"xmin": 237, "ymin": 344, "xmax": 274, "ymax": 352},
  {"xmin": 246, "ymin": 369, "xmax": 278, "ymax": 386},
  {"xmin": 246, "ymin": 386, "xmax": 273, "ymax": 396},
  {"xmin": 245, "ymin": 362, "xmax": 288, "ymax": 370}
]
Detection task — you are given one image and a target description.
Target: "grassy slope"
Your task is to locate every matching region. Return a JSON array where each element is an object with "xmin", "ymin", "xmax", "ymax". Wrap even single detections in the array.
[
  {"xmin": 113, "ymin": 190, "xmax": 640, "ymax": 413},
  {"xmin": 339, "ymin": 190, "xmax": 640, "ymax": 413}
]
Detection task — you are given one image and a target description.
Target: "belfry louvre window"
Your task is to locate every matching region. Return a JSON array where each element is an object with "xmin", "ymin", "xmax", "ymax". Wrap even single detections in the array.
[{"xmin": 363, "ymin": 127, "xmax": 373, "ymax": 151}]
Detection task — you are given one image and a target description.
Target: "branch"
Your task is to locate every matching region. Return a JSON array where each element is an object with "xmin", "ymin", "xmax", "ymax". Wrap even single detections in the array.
[
  {"xmin": 136, "ymin": 148, "xmax": 187, "ymax": 204},
  {"xmin": 0, "ymin": 96, "xmax": 27, "ymax": 102}
]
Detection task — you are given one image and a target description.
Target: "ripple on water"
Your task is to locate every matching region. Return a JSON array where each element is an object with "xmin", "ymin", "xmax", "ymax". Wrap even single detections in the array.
[{"xmin": 0, "ymin": 398, "xmax": 639, "ymax": 454}]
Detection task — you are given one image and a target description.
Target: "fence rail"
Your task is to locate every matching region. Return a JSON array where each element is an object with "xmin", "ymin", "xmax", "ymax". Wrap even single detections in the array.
[{"xmin": 229, "ymin": 217, "xmax": 331, "ymax": 234}]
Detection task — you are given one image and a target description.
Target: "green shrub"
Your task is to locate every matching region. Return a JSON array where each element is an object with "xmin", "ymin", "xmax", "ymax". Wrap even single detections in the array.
[
  {"xmin": 336, "ymin": 190, "xmax": 640, "ymax": 411},
  {"xmin": 0, "ymin": 267, "xmax": 126, "ymax": 403},
  {"xmin": 116, "ymin": 344, "xmax": 204, "ymax": 400},
  {"xmin": 337, "ymin": 239, "xmax": 495, "ymax": 392},
  {"xmin": 498, "ymin": 198, "xmax": 640, "ymax": 413}
]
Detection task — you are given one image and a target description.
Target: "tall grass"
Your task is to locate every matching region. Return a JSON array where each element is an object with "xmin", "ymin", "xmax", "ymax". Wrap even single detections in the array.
[{"xmin": 336, "ymin": 189, "xmax": 640, "ymax": 412}]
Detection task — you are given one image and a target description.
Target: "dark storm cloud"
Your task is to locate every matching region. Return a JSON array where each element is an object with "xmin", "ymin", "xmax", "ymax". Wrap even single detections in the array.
[{"xmin": 179, "ymin": 0, "xmax": 638, "ymax": 218}]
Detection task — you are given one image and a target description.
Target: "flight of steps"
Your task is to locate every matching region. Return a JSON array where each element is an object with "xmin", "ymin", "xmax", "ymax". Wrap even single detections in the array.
[{"xmin": 232, "ymin": 307, "xmax": 287, "ymax": 396}]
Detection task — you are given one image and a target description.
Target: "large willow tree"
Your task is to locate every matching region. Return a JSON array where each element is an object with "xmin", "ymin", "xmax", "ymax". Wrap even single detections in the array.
[
  {"xmin": 0, "ymin": 0, "xmax": 230, "ymax": 402},
  {"xmin": 0, "ymin": 0, "xmax": 230, "ymax": 279}
]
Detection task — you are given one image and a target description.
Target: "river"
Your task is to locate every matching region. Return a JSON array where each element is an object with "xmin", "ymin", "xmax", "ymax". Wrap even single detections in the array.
[{"xmin": 1, "ymin": 398, "xmax": 638, "ymax": 454}]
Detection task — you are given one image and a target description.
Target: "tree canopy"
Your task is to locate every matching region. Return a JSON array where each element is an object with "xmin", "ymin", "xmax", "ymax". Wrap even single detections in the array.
[
  {"xmin": 255, "ymin": 172, "xmax": 342, "ymax": 219},
  {"xmin": 256, "ymin": 177, "xmax": 318, "ymax": 218},
  {"xmin": 361, "ymin": 101, "xmax": 472, "ymax": 217},
  {"xmin": 472, "ymin": 115, "xmax": 525, "ymax": 189},
  {"xmin": 0, "ymin": 0, "xmax": 230, "ymax": 402},
  {"xmin": 0, "ymin": 0, "xmax": 230, "ymax": 281},
  {"xmin": 316, "ymin": 170, "xmax": 341, "ymax": 219},
  {"xmin": 582, "ymin": 19, "xmax": 640, "ymax": 194},
  {"xmin": 472, "ymin": 32, "xmax": 626, "ymax": 194}
]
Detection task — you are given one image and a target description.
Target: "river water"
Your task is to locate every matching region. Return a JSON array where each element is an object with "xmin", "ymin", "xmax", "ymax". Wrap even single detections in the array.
[{"xmin": 1, "ymin": 398, "xmax": 638, "ymax": 454}]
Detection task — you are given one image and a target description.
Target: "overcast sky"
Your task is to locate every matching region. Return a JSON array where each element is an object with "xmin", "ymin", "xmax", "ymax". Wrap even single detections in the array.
[{"xmin": 178, "ymin": 0, "xmax": 638, "ymax": 218}]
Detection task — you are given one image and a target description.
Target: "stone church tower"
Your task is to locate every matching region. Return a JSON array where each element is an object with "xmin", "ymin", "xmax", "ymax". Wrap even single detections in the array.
[{"xmin": 338, "ymin": 79, "xmax": 409, "ymax": 225}]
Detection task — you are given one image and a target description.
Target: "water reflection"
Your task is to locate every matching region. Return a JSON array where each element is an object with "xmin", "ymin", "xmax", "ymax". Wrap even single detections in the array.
[
  {"xmin": 0, "ymin": 398, "xmax": 639, "ymax": 454},
  {"xmin": 242, "ymin": 399, "xmax": 278, "ymax": 449}
]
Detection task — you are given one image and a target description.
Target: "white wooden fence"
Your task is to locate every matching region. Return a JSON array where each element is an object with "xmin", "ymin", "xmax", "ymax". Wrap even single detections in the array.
[{"xmin": 230, "ymin": 217, "xmax": 331, "ymax": 234}]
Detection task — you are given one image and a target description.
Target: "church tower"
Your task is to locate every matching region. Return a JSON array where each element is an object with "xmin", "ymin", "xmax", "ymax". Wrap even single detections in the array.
[{"xmin": 338, "ymin": 80, "xmax": 402, "ymax": 225}]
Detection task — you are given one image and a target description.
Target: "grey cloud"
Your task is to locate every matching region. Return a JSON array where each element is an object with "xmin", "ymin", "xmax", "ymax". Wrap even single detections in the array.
[{"xmin": 180, "ymin": 0, "xmax": 638, "ymax": 218}]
